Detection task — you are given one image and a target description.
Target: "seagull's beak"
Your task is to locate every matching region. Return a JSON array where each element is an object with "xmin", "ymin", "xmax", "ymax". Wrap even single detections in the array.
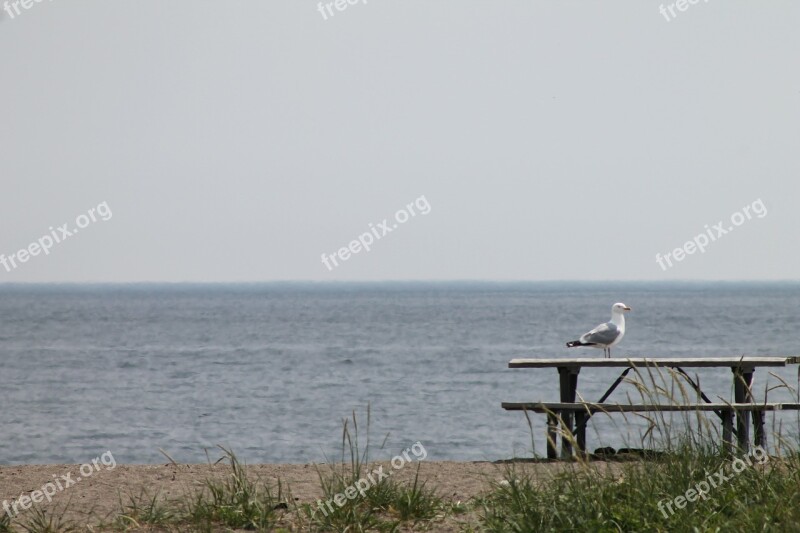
[{"xmin": 623, "ymin": 306, "xmax": 631, "ymax": 311}]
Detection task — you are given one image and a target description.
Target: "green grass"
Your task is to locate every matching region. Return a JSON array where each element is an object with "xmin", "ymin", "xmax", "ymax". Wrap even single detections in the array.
[
  {"xmin": 114, "ymin": 488, "xmax": 176, "ymax": 530},
  {"xmin": 477, "ymin": 448, "xmax": 800, "ymax": 532},
  {"xmin": 109, "ymin": 446, "xmax": 290, "ymax": 532},
  {"xmin": 304, "ymin": 406, "xmax": 446, "ymax": 532},
  {"xmin": 0, "ymin": 512, "xmax": 12, "ymax": 533},
  {"xmin": 184, "ymin": 446, "xmax": 288, "ymax": 531},
  {"xmin": 388, "ymin": 465, "xmax": 442, "ymax": 522},
  {"xmin": 16, "ymin": 504, "xmax": 78, "ymax": 533}
]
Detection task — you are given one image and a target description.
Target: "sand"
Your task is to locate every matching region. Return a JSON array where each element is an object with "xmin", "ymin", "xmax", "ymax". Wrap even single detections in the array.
[{"xmin": 0, "ymin": 459, "xmax": 623, "ymax": 531}]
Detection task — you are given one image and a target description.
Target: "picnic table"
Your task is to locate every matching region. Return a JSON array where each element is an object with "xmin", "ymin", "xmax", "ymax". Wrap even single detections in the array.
[{"xmin": 502, "ymin": 356, "xmax": 800, "ymax": 458}]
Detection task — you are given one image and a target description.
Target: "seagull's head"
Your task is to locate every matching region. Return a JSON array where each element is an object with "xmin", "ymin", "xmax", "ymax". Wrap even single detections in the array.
[{"xmin": 612, "ymin": 302, "xmax": 631, "ymax": 313}]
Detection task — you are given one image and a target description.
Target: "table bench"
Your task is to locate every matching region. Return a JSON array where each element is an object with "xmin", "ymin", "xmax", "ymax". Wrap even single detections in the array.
[
  {"xmin": 502, "ymin": 401, "xmax": 800, "ymax": 457},
  {"xmin": 503, "ymin": 356, "xmax": 800, "ymax": 458}
]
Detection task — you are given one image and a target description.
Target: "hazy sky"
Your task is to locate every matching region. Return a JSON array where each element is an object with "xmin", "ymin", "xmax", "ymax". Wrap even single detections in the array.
[{"xmin": 1, "ymin": 1, "xmax": 798, "ymax": 282}]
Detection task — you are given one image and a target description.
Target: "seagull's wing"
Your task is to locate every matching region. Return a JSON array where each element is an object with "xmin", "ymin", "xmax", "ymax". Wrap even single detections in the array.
[{"xmin": 579, "ymin": 322, "xmax": 620, "ymax": 346}]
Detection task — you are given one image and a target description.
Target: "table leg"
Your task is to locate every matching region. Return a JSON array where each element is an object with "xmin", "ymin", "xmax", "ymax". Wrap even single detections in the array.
[
  {"xmin": 732, "ymin": 367, "xmax": 754, "ymax": 452},
  {"xmin": 575, "ymin": 410, "xmax": 587, "ymax": 457},
  {"xmin": 753, "ymin": 409, "xmax": 766, "ymax": 448},
  {"xmin": 722, "ymin": 408, "xmax": 734, "ymax": 457},
  {"xmin": 546, "ymin": 412, "xmax": 558, "ymax": 459},
  {"xmin": 558, "ymin": 366, "xmax": 579, "ymax": 458}
]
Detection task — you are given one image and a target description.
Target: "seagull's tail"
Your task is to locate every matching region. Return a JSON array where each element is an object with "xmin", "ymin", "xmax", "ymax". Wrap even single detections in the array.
[{"xmin": 566, "ymin": 340, "xmax": 596, "ymax": 348}]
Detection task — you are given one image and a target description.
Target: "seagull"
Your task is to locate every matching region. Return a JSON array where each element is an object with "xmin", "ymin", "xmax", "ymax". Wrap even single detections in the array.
[{"xmin": 566, "ymin": 302, "xmax": 631, "ymax": 358}]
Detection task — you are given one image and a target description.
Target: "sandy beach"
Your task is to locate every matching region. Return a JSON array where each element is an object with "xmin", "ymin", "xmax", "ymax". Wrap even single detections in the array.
[{"xmin": 0, "ymin": 459, "xmax": 625, "ymax": 531}]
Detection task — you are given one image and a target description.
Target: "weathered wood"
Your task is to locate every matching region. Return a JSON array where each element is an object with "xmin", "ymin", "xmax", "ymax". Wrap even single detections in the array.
[
  {"xmin": 575, "ymin": 410, "xmax": 587, "ymax": 456},
  {"xmin": 505, "ymin": 402, "xmax": 795, "ymax": 456},
  {"xmin": 501, "ymin": 402, "xmax": 800, "ymax": 412},
  {"xmin": 509, "ymin": 357, "xmax": 800, "ymax": 369},
  {"xmin": 546, "ymin": 413, "xmax": 558, "ymax": 459},
  {"xmin": 754, "ymin": 410, "xmax": 766, "ymax": 448},
  {"xmin": 558, "ymin": 367, "xmax": 579, "ymax": 458},
  {"xmin": 733, "ymin": 369, "xmax": 754, "ymax": 452},
  {"xmin": 722, "ymin": 409, "xmax": 734, "ymax": 456}
]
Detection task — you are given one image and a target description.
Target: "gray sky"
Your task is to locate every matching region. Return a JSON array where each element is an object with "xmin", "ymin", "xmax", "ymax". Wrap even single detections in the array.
[{"xmin": 1, "ymin": 1, "xmax": 798, "ymax": 282}]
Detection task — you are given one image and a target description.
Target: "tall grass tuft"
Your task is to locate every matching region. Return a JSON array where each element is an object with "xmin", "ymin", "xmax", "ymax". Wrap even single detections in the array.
[
  {"xmin": 16, "ymin": 505, "xmax": 77, "ymax": 533},
  {"xmin": 307, "ymin": 405, "xmax": 445, "ymax": 532},
  {"xmin": 114, "ymin": 488, "xmax": 176, "ymax": 530},
  {"xmin": 388, "ymin": 463, "xmax": 442, "ymax": 522},
  {"xmin": 0, "ymin": 511, "xmax": 12, "ymax": 533},
  {"xmin": 186, "ymin": 445, "xmax": 287, "ymax": 531}
]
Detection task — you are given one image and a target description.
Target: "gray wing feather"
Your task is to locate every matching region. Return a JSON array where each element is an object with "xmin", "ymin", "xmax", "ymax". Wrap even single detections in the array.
[{"xmin": 580, "ymin": 322, "xmax": 620, "ymax": 345}]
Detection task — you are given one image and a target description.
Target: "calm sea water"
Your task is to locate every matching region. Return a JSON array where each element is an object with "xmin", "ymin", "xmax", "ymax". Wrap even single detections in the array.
[{"xmin": 1, "ymin": 282, "xmax": 799, "ymax": 465}]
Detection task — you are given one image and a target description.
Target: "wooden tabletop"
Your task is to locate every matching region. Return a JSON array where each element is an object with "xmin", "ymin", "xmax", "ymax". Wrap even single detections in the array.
[
  {"xmin": 501, "ymin": 402, "xmax": 800, "ymax": 412},
  {"xmin": 508, "ymin": 356, "xmax": 800, "ymax": 369}
]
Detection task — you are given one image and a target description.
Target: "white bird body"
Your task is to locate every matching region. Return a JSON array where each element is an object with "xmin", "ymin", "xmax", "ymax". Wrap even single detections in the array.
[{"xmin": 566, "ymin": 302, "xmax": 631, "ymax": 358}]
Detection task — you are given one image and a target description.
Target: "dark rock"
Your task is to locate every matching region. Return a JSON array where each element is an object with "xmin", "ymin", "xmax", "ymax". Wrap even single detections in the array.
[{"xmin": 594, "ymin": 446, "xmax": 616, "ymax": 456}]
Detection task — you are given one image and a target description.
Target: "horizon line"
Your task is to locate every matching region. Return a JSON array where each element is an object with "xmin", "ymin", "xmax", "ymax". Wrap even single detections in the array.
[{"xmin": 1, "ymin": 279, "xmax": 800, "ymax": 286}]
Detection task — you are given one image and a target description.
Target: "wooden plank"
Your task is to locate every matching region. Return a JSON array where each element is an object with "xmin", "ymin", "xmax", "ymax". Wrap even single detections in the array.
[
  {"xmin": 501, "ymin": 402, "xmax": 800, "ymax": 413},
  {"xmin": 509, "ymin": 357, "xmax": 800, "ymax": 369}
]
